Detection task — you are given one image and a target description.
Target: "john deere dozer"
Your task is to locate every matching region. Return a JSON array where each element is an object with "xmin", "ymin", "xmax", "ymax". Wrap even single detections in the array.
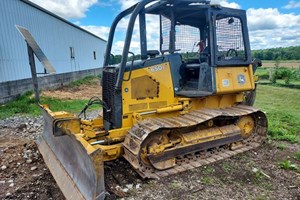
[{"xmin": 36, "ymin": 0, "xmax": 268, "ymax": 199}]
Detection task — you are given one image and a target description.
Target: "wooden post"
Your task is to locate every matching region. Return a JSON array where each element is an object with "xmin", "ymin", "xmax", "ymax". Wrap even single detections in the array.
[
  {"xmin": 269, "ymin": 68, "xmax": 273, "ymax": 81},
  {"xmin": 27, "ymin": 43, "xmax": 40, "ymax": 103}
]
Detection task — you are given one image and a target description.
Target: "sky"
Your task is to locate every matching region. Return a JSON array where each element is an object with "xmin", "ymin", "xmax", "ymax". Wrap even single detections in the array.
[{"xmin": 29, "ymin": 0, "xmax": 300, "ymax": 53}]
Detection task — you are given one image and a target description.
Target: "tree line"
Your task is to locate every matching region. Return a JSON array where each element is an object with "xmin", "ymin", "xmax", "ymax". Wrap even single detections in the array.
[
  {"xmin": 108, "ymin": 46, "xmax": 300, "ymax": 64},
  {"xmin": 252, "ymin": 46, "xmax": 300, "ymax": 60},
  {"xmin": 109, "ymin": 54, "xmax": 141, "ymax": 65}
]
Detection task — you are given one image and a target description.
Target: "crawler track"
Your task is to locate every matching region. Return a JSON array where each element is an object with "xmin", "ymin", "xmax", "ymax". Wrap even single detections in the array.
[{"xmin": 123, "ymin": 105, "xmax": 268, "ymax": 179}]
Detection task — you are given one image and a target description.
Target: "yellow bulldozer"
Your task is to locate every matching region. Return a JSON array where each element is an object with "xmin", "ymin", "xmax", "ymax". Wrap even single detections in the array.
[{"xmin": 35, "ymin": 0, "xmax": 268, "ymax": 199}]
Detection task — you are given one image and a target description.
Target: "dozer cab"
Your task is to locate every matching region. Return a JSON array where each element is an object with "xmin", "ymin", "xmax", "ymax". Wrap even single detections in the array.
[{"xmin": 36, "ymin": 0, "xmax": 268, "ymax": 199}]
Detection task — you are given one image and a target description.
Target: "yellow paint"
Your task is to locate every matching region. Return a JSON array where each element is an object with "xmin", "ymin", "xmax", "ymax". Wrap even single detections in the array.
[
  {"xmin": 121, "ymin": 62, "xmax": 176, "ymax": 128},
  {"xmin": 119, "ymin": 63, "xmax": 254, "ymax": 129},
  {"xmin": 41, "ymin": 62, "xmax": 256, "ymax": 162},
  {"xmin": 237, "ymin": 115, "xmax": 255, "ymax": 139},
  {"xmin": 40, "ymin": 104, "xmax": 75, "ymax": 119},
  {"xmin": 156, "ymin": 104, "xmax": 184, "ymax": 113},
  {"xmin": 106, "ymin": 127, "xmax": 129, "ymax": 139},
  {"xmin": 94, "ymin": 143, "xmax": 123, "ymax": 161},
  {"xmin": 215, "ymin": 65, "xmax": 255, "ymax": 94}
]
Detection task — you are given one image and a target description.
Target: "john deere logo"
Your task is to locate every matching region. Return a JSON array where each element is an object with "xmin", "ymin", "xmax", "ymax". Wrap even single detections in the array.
[{"xmin": 237, "ymin": 74, "xmax": 246, "ymax": 85}]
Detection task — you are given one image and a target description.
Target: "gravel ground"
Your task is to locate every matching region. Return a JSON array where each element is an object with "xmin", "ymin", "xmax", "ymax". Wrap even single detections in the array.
[
  {"xmin": 1, "ymin": 114, "xmax": 300, "ymax": 200},
  {"xmin": 0, "ymin": 115, "xmax": 63, "ymax": 199},
  {"xmin": 0, "ymin": 110, "xmax": 101, "ymax": 140},
  {"xmin": 0, "ymin": 116, "xmax": 43, "ymax": 140}
]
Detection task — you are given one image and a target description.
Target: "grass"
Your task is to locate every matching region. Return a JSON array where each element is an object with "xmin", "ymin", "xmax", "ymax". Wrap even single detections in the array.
[
  {"xmin": 0, "ymin": 76, "xmax": 102, "ymax": 119},
  {"xmin": 221, "ymin": 161, "xmax": 233, "ymax": 173},
  {"xmin": 170, "ymin": 180, "xmax": 181, "ymax": 189},
  {"xmin": 255, "ymin": 68, "xmax": 270, "ymax": 79},
  {"xmin": 67, "ymin": 75, "xmax": 99, "ymax": 88},
  {"xmin": 255, "ymin": 196, "xmax": 269, "ymax": 200},
  {"xmin": 255, "ymin": 85, "xmax": 300, "ymax": 143},
  {"xmin": 0, "ymin": 91, "xmax": 97, "ymax": 119},
  {"xmin": 259, "ymin": 79, "xmax": 300, "ymax": 86},
  {"xmin": 202, "ymin": 166, "xmax": 215, "ymax": 175},
  {"xmin": 278, "ymin": 160, "xmax": 300, "ymax": 173},
  {"xmin": 295, "ymin": 152, "xmax": 300, "ymax": 161},
  {"xmin": 276, "ymin": 143, "xmax": 287, "ymax": 150},
  {"xmin": 249, "ymin": 168, "xmax": 273, "ymax": 191},
  {"xmin": 0, "ymin": 91, "xmax": 39, "ymax": 119},
  {"xmin": 200, "ymin": 176, "xmax": 214, "ymax": 185}
]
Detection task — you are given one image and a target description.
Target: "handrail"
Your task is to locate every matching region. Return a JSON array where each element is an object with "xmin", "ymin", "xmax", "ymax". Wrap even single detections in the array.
[{"xmin": 115, "ymin": 0, "xmax": 158, "ymax": 90}]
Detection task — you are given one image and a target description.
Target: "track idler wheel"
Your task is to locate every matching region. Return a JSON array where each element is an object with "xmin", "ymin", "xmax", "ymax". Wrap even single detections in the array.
[
  {"xmin": 237, "ymin": 115, "xmax": 255, "ymax": 139},
  {"xmin": 140, "ymin": 131, "xmax": 179, "ymax": 170}
]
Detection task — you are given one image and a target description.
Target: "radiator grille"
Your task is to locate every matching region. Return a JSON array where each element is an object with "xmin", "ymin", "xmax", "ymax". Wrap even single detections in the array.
[{"xmin": 102, "ymin": 67, "xmax": 117, "ymax": 125}]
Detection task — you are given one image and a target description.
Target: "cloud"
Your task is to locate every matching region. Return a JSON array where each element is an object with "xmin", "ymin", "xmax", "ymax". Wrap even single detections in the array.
[
  {"xmin": 118, "ymin": 0, "xmax": 139, "ymax": 10},
  {"xmin": 115, "ymin": 1, "xmax": 300, "ymax": 52},
  {"xmin": 108, "ymin": 15, "xmax": 161, "ymax": 54},
  {"xmin": 283, "ymin": 0, "xmax": 300, "ymax": 9},
  {"xmin": 249, "ymin": 28, "xmax": 300, "ymax": 49},
  {"xmin": 112, "ymin": 0, "xmax": 300, "ymax": 53},
  {"xmin": 210, "ymin": 0, "xmax": 241, "ymax": 9},
  {"xmin": 119, "ymin": 0, "xmax": 241, "ymax": 10},
  {"xmin": 80, "ymin": 25, "xmax": 110, "ymax": 40},
  {"xmin": 247, "ymin": 8, "xmax": 300, "ymax": 31},
  {"xmin": 73, "ymin": 21, "xmax": 81, "ymax": 25},
  {"xmin": 247, "ymin": 8, "xmax": 300, "ymax": 49},
  {"xmin": 111, "ymin": 1, "xmax": 161, "ymax": 54},
  {"xmin": 29, "ymin": 0, "xmax": 97, "ymax": 19},
  {"xmin": 115, "ymin": 0, "xmax": 242, "ymax": 54}
]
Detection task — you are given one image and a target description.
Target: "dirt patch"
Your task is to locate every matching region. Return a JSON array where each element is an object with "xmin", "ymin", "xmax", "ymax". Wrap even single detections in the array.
[
  {"xmin": 0, "ymin": 136, "xmax": 63, "ymax": 200},
  {"xmin": 104, "ymin": 141, "xmax": 300, "ymax": 200},
  {"xmin": 41, "ymin": 78, "xmax": 101, "ymax": 100},
  {"xmin": 262, "ymin": 61, "xmax": 300, "ymax": 68},
  {"xmin": 1, "ymin": 123, "xmax": 300, "ymax": 199}
]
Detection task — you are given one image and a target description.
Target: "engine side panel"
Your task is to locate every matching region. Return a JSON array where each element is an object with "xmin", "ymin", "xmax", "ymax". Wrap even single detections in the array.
[{"xmin": 121, "ymin": 61, "xmax": 175, "ymax": 116}]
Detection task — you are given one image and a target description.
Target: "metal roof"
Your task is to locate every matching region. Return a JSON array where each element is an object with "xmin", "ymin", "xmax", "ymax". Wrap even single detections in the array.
[{"xmin": 20, "ymin": 0, "xmax": 107, "ymax": 42}]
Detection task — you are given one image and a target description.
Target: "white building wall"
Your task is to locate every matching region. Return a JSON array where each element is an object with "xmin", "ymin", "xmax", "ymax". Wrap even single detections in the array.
[{"xmin": 0, "ymin": 0, "xmax": 107, "ymax": 83}]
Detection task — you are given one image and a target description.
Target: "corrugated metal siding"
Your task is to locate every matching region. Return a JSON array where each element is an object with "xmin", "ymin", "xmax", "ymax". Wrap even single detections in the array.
[{"xmin": 0, "ymin": 0, "xmax": 107, "ymax": 83}]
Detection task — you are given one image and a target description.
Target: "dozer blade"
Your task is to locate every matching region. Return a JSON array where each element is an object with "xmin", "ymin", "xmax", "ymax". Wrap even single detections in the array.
[{"xmin": 36, "ymin": 108, "xmax": 106, "ymax": 200}]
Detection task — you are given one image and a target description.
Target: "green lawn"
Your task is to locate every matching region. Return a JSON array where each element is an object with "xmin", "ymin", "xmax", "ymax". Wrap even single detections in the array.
[
  {"xmin": 255, "ymin": 67, "xmax": 269, "ymax": 77},
  {"xmin": 0, "ymin": 92, "xmax": 96, "ymax": 119},
  {"xmin": 259, "ymin": 79, "xmax": 300, "ymax": 86},
  {"xmin": 255, "ymin": 85, "xmax": 300, "ymax": 143},
  {"xmin": 0, "ymin": 76, "xmax": 101, "ymax": 119}
]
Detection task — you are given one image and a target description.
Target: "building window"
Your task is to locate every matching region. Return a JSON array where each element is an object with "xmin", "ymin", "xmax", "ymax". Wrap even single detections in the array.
[
  {"xmin": 93, "ymin": 51, "xmax": 96, "ymax": 60},
  {"xmin": 70, "ymin": 47, "xmax": 75, "ymax": 59}
]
